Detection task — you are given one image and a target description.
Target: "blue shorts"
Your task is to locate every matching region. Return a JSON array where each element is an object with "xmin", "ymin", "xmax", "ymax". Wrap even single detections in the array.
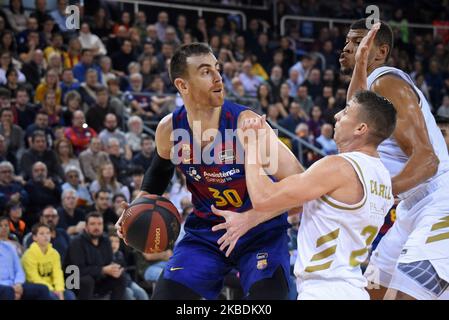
[{"xmin": 162, "ymin": 226, "xmax": 291, "ymax": 299}]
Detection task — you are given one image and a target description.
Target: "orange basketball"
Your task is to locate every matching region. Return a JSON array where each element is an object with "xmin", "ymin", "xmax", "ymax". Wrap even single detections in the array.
[{"xmin": 121, "ymin": 194, "xmax": 181, "ymax": 253}]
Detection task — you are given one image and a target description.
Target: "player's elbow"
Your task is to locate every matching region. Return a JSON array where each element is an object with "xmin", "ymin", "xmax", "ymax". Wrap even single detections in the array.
[
  {"xmin": 251, "ymin": 195, "xmax": 269, "ymax": 212},
  {"xmin": 425, "ymin": 152, "xmax": 440, "ymax": 177}
]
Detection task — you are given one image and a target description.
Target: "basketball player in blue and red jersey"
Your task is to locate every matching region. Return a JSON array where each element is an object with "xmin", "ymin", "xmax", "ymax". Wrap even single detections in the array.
[{"xmin": 116, "ymin": 43, "xmax": 303, "ymax": 299}]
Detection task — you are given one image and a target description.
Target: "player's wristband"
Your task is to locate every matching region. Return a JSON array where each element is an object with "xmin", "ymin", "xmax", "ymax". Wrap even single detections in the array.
[{"xmin": 140, "ymin": 149, "xmax": 175, "ymax": 195}]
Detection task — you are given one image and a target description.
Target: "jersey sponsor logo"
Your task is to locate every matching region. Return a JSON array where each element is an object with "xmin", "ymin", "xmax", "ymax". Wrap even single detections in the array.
[
  {"xmin": 203, "ymin": 168, "xmax": 241, "ymax": 183},
  {"xmin": 187, "ymin": 167, "xmax": 202, "ymax": 181}
]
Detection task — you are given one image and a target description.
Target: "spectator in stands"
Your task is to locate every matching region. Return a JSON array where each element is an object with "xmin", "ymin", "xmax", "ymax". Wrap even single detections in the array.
[
  {"xmin": 20, "ymin": 131, "xmax": 63, "ymax": 182},
  {"xmin": 78, "ymin": 136, "xmax": 108, "ymax": 180},
  {"xmin": 0, "ymin": 161, "xmax": 28, "ymax": 211},
  {"xmin": 62, "ymin": 166, "xmax": 92, "ymax": 207},
  {"xmin": 37, "ymin": 90, "xmax": 61, "ymax": 127},
  {"xmin": 1, "ymin": 69, "xmax": 21, "ymax": 98},
  {"xmin": 131, "ymin": 134, "xmax": 155, "ymax": 172},
  {"xmin": 111, "ymin": 39, "xmax": 137, "ymax": 74},
  {"xmin": 20, "ymin": 49, "xmax": 45, "ymax": 89},
  {"xmin": 287, "ymin": 68, "xmax": 301, "ymax": 98},
  {"xmin": 35, "ymin": 69, "xmax": 62, "ymax": 106},
  {"xmin": 290, "ymin": 54, "xmax": 314, "ymax": 86},
  {"xmin": 50, "ymin": 0, "xmax": 70, "ymax": 33},
  {"xmin": 105, "ymin": 137, "xmax": 132, "ymax": 184},
  {"xmin": 78, "ymin": 22, "xmax": 107, "ymax": 56},
  {"xmin": 294, "ymin": 85, "xmax": 314, "ymax": 115},
  {"xmin": 85, "ymin": 189, "xmax": 117, "ymax": 230},
  {"xmin": 267, "ymin": 65, "xmax": 284, "ymax": 103},
  {"xmin": 303, "ymin": 68, "xmax": 323, "ymax": 101},
  {"xmin": 426, "ymin": 59, "xmax": 444, "ymax": 107},
  {"xmin": 292, "ymin": 123, "xmax": 322, "ymax": 167},
  {"xmin": 64, "ymin": 212, "xmax": 127, "ymax": 300},
  {"xmin": 0, "ymin": 51, "xmax": 26, "ymax": 85},
  {"xmin": 437, "ymin": 95, "xmax": 449, "ymax": 119},
  {"xmin": 279, "ymin": 101, "xmax": 307, "ymax": 134},
  {"xmin": 124, "ymin": 73, "xmax": 153, "ymax": 118},
  {"xmin": 4, "ymin": 200, "xmax": 27, "ymax": 243},
  {"xmin": 21, "ymin": 223, "xmax": 76, "ymax": 300},
  {"xmin": 57, "ymin": 189, "xmax": 86, "ymax": 237},
  {"xmin": 253, "ymin": 33, "xmax": 273, "ymax": 72},
  {"xmin": 109, "ymin": 233, "xmax": 149, "ymax": 300},
  {"xmin": 0, "ymin": 135, "xmax": 17, "ymax": 169},
  {"xmin": 254, "ymin": 83, "xmax": 273, "ymax": 115},
  {"xmin": 23, "ymin": 206, "xmax": 70, "ymax": 261},
  {"xmin": 0, "ymin": 107, "xmax": 24, "ymax": 154},
  {"xmin": 80, "ymin": 68, "xmax": 101, "ymax": 109},
  {"xmin": 54, "ymin": 138, "xmax": 83, "ymax": 178},
  {"xmin": 61, "ymin": 90, "xmax": 81, "ymax": 127},
  {"xmin": 25, "ymin": 161, "xmax": 61, "ymax": 225},
  {"xmin": 141, "ymin": 248, "xmax": 173, "ymax": 283},
  {"xmin": 64, "ymin": 110, "xmax": 97, "ymax": 155},
  {"xmin": 239, "ymin": 60, "xmax": 263, "ymax": 97},
  {"xmin": 89, "ymin": 163, "xmax": 130, "ymax": 203},
  {"xmin": 144, "ymin": 24, "xmax": 162, "ymax": 52},
  {"xmin": 25, "ymin": 111, "xmax": 54, "ymax": 149},
  {"xmin": 85, "ymin": 86, "xmax": 116, "ymax": 133},
  {"xmin": 307, "ymin": 105, "xmax": 325, "ymax": 138},
  {"xmin": 266, "ymin": 104, "xmax": 281, "ymax": 125},
  {"xmin": 125, "ymin": 116, "xmax": 144, "ymax": 154},
  {"xmin": 63, "ymin": 37, "xmax": 81, "ymax": 69},
  {"xmin": 0, "ymin": 216, "xmax": 52, "ymax": 300},
  {"xmin": 43, "ymin": 32, "xmax": 65, "ymax": 63},
  {"xmin": 315, "ymin": 85, "xmax": 334, "ymax": 110},
  {"xmin": 4, "ymin": 0, "xmax": 28, "ymax": 33},
  {"xmin": 316, "ymin": 123, "xmax": 338, "ymax": 155},
  {"xmin": 99, "ymin": 56, "xmax": 115, "ymax": 87},
  {"xmin": 99, "ymin": 113, "xmax": 131, "ymax": 159},
  {"xmin": 60, "ymin": 69, "xmax": 80, "ymax": 102},
  {"xmin": 321, "ymin": 40, "xmax": 339, "ymax": 71},
  {"xmin": 72, "ymin": 49, "xmax": 102, "ymax": 83},
  {"xmin": 13, "ymin": 88, "xmax": 36, "ymax": 131},
  {"xmin": 90, "ymin": 7, "xmax": 113, "ymax": 41}
]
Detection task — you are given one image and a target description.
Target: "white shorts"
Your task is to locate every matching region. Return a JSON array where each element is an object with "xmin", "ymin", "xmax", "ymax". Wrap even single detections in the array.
[
  {"xmin": 297, "ymin": 279, "xmax": 369, "ymax": 300},
  {"xmin": 366, "ymin": 171, "xmax": 449, "ymax": 299}
]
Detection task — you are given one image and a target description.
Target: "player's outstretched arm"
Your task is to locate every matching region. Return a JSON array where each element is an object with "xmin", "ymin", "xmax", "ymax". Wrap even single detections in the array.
[
  {"xmin": 115, "ymin": 114, "xmax": 175, "ymax": 239},
  {"xmin": 371, "ymin": 75, "xmax": 439, "ymax": 196},
  {"xmin": 346, "ymin": 22, "xmax": 380, "ymax": 101}
]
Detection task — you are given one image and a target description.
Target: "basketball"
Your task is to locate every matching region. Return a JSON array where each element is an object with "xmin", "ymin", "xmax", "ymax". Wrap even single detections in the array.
[{"xmin": 121, "ymin": 194, "xmax": 181, "ymax": 253}]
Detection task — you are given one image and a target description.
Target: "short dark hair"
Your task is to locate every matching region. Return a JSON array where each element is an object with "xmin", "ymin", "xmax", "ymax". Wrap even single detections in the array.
[
  {"xmin": 169, "ymin": 42, "xmax": 213, "ymax": 84},
  {"xmin": 0, "ymin": 107, "xmax": 13, "ymax": 117},
  {"xmin": 353, "ymin": 90, "xmax": 396, "ymax": 146},
  {"xmin": 350, "ymin": 19, "xmax": 394, "ymax": 62},
  {"xmin": 94, "ymin": 189, "xmax": 110, "ymax": 200},
  {"xmin": 31, "ymin": 130, "xmax": 46, "ymax": 142},
  {"xmin": 0, "ymin": 215, "xmax": 8, "ymax": 224},
  {"xmin": 31, "ymin": 223, "xmax": 50, "ymax": 236},
  {"xmin": 85, "ymin": 211, "xmax": 103, "ymax": 224}
]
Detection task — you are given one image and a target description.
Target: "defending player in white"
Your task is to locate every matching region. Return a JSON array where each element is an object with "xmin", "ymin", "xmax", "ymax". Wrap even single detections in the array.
[{"xmin": 212, "ymin": 24, "xmax": 399, "ymax": 300}]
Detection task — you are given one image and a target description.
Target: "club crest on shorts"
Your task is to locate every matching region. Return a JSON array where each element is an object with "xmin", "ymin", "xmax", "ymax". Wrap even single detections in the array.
[{"xmin": 256, "ymin": 253, "xmax": 268, "ymax": 270}]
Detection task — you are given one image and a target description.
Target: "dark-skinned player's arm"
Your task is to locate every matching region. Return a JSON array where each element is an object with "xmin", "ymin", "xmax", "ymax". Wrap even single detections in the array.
[
  {"xmin": 115, "ymin": 114, "xmax": 175, "ymax": 239},
  {"xmin": 346, "ymin": 22, "xmax": 380, "ymax": 100},
  {"xmin": 371, "ymin": 76, "xmax": 439, "ymax": 196},
  {"xmin": 212, "ymin": 116, "xmax": 346, "ymax": 256}
]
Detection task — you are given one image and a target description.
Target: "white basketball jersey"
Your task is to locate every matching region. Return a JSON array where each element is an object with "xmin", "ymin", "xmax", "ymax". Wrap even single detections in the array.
[
  {"xmin": 367, "ymin": 66, "xmax": 449, "ymax": 199},
  {"xmin": 294, "ymin": 152, "xmax": 394, "ymax": 289}
]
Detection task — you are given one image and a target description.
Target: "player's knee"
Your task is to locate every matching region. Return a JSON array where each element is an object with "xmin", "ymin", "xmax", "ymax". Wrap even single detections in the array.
[
  {"xmin": 151, "ymin": 271, "xmax": 201, "ymax": 300},
  {"xmin": 248, "ymin": 266, "xmax": 289, "ymax": 300}
]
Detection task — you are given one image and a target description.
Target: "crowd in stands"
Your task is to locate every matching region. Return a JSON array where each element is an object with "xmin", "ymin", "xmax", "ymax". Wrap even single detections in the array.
[{"xmin": 1, "ymin": 0, "xmax": 449, "ymax": 300}]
